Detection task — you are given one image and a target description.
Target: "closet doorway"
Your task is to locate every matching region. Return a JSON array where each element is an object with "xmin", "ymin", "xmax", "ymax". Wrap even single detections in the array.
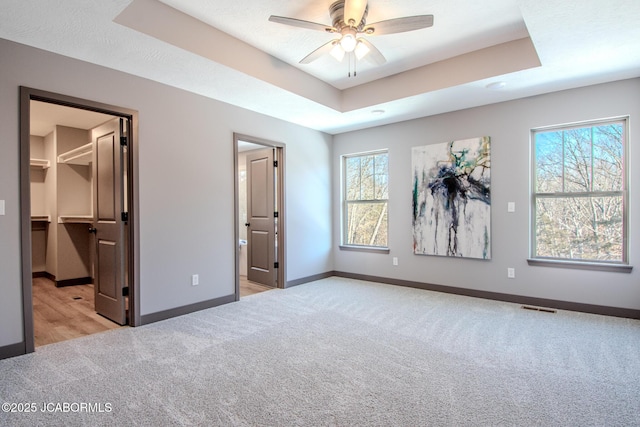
[
  {"xmin": 234, "ymin": 134, "xmax": 286, "ymax": 299},
  {"xmin": 20, "ymin": 88, "xmax": 139, "ymax": 353}
]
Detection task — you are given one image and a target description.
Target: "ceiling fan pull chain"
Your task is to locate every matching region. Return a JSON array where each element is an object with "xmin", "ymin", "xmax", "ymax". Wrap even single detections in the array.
[
  {"xmin": 348, "ymin": 52, "xmax": 356, "ymax": 77},
  {"xmin": 354, "ymin": 54, "xmax": 357, "ymax": 77}
]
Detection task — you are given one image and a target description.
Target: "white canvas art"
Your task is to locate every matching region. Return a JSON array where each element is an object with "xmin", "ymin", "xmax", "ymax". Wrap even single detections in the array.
[{"xmin": 412, "ymin": 137, "xmax": 491, "ymax": 259}]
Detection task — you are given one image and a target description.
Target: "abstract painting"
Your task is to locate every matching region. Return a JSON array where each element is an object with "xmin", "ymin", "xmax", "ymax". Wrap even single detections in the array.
[{"xmin": 412, "ymin": 137, "xmax": 491, "ymax": 259}]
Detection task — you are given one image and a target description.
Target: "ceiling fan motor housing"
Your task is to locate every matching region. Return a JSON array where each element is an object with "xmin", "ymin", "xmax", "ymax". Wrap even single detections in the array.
[{"xmin": 329, "ymin": 0, "xmax": 368, "ymax": 31}]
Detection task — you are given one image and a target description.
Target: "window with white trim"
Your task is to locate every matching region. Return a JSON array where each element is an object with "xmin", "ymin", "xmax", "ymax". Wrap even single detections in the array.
[
  {"xmin": 342, "ymin": 150, "xmax": 389, "ymax": 248},
  {"xmin": 531, "ymin": 118, "xmax": 628, "ymax": 264}
]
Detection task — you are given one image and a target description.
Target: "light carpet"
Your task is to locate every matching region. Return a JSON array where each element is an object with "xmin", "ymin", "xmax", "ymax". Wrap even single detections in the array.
[{"xmin": 1, "ymin": 277, "xmax": 639, "ymax": 426}]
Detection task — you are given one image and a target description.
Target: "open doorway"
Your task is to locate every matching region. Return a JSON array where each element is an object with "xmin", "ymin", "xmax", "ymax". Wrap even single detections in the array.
[
  {"xmin": 234, "ymin": 134, "xmax": 286, "ymax": 299},
  {"xmin": 20, "ymin": 87, "xmax": 139, "ymax": 353}
]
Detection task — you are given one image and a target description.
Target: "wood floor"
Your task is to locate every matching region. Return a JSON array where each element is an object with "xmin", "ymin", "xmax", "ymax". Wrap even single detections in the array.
[
  {"xmin": 32, "ymin": 275, "xmax": 273, "ymax": 347},
  {"xmin": 240, "ymin": 276, "xmax": 274, "ymax": 297},
  {"xmin": 32, "ymin": 277, "xmax": 121, "ymax": 347}
]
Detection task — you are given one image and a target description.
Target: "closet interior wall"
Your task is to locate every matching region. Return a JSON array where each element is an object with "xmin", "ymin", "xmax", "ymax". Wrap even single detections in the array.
[{"xmin": 31, "ymin": 125, "xmax": 93, "ymax": 286}]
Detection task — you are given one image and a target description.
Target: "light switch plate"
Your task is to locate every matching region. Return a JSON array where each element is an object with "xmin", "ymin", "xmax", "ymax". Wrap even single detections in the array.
[
  {"xmin": 507, "ymin": 202, "xmax": 515, "ymax": 213},
  {"xmin": 0, "ymin": 200, "xmax": 5, "ymax": 216}
]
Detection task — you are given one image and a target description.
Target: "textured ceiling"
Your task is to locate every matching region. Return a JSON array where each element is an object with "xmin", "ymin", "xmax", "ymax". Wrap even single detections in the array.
[{"xmin": 1, "ymin": 0, "xmax": 639, "ymax": 135}]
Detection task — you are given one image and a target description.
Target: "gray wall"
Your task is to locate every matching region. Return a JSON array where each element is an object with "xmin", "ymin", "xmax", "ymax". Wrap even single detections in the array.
[
  {"xmin": 333, "ymin": 78, "xmax": 640, "ymax": 311},
  {"xmin": 0, "ymin": 39, "xmax": 333, "ymax": 348}
]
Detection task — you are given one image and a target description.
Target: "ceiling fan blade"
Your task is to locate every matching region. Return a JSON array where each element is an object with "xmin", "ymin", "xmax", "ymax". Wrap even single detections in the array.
[
  {"xmin": 269, "ymin": 15, "xmax": 335, "ymax": 33},
  {"xmin": 344, "ymin": 0, "xmax": 367, "ymax": 26},
  {"xmin": 300, "ymin": 40, "xmax": 338, "ymax": 64},
  {"xmin": 359, "ymin": 38, "xmax": 386, "ymax": 65},
  {"xmin": 365, "ymin": 15, "xmax": 434, "ymax": 35}
]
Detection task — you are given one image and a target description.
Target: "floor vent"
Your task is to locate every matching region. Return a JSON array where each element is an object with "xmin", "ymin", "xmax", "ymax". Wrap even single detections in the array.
[{"xmin": 521, "ymin": 305, "xmax": 556, "ymax": 313}]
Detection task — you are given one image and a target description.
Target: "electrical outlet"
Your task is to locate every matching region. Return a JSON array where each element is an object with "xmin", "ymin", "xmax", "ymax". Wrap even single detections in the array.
[
  {"xmin": 0, "ymin": 200, "xmax": 4, "ymax": 216},
  {"xmin": 393, "ymin": 257, "xmax": 398, "ymax": 266},
  {"xmin": 191, "ymin": 274, "xmax": 199, "ymax": 286},
  {"xmin": 507, "ymin": 202, "xmax": 515, "ymax": 213},
  {"xmin": 507, "ymin": 268, "xmax": 515, "ymax": 279}
]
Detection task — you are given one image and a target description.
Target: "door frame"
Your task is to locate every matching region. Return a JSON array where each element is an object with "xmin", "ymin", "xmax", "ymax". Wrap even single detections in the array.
[
  {"xmin": 19, "ymin": 87, "xmax": 140, "ymax": 354},
  {"xmin": 233, "ymin": 133, "xmax": 286, "ymax": 299}
]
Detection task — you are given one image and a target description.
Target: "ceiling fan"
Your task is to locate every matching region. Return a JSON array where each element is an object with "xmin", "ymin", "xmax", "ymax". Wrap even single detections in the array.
[{"xmin": 269, "ymin": 0, "xmax": 433, "ymax": 69}]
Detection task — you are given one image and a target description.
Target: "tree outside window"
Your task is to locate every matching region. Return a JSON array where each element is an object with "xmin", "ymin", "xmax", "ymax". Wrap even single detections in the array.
[
  {"xmin": 343, "ymin": 151, "xmax": 389, "ymax": 248},
  {"xmin": 532, "ymin": 119, "xmax": 627, "ymax": 263}
]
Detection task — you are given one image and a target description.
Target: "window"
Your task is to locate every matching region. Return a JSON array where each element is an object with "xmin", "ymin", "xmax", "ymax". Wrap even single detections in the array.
[
  {"xmin": 342, "ymin": 150, "xmax": 389, "ymax": 249},
  {"xmin": 531, "ymin": 118, "xmax": 628, "ymax": 265}
]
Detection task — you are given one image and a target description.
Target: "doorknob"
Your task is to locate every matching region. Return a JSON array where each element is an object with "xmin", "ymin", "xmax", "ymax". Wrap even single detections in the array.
[
  {"xmin": 88, "ymin": 227, "xmax": 97, "ymax": 234},
  {"xmin": 245, "ymin": 223, "xmax": 250, "ymax": 227}
]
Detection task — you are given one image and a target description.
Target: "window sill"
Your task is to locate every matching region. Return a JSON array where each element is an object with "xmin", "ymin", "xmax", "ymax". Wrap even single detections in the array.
[
  {"xmin": 339, "ymin": 245, "xmax": 390, "ymax": 254},
  {"xmin": 527, "ymin": 258, "xmax": 633, "ymax": 273}
]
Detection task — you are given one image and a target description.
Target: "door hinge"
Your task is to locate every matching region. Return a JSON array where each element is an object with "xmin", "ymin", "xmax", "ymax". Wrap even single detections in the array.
[
  {"xmin": 274, "ymin": 211, "xmax": 279, "ymax": 218},
  {"xmin": 120, "ymin": 136, "xmax": 128, "ymax": 147},
  {"xmin": 121, "ymin": 212, "xmax": 128, "ymax": 222},
  {"xmin": 273, "ymin": 160, "xmax": 278, "ymax": 167},
  {"xmin": 274, "ymin": 262, "xmax": 279, "ymax": 269},
  {"xmin": 122, "ymin": 286, "xmax": 129, "ymax": 297}
]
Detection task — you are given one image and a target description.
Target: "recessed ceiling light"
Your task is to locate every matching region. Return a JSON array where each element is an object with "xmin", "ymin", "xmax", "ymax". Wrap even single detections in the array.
[
  {"xmin": 486, "ymin": 81, "xmax": 507, "ymax": 90},
  {"xmin": 371, "ymin": 109, "xmax": 385, "ymax": 115}
]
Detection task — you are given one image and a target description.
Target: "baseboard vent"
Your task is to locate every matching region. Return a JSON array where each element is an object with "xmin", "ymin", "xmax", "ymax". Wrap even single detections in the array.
[{"xmin": 521, "ymin": 305, "xmax": 557, "ymax": 313}]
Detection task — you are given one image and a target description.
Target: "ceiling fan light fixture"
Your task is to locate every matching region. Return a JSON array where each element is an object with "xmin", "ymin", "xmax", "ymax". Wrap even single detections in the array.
[
  {"xmin": 340, "ymin": 33, "xmax": 357, "ymax": 52},
  {"xmin": 354, "ymin": 40, "xmax": 369, "ymax": 60},
  {"xmin": 330, "ymin": 42, "xmax": 346, "ymax": 62}
]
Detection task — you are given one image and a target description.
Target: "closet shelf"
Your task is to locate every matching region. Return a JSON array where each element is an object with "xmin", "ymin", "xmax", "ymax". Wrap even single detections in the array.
[
  {"xmin": 31, "ymin": 215, "xmax": 51, "ymax": 222},
  {"xmin": 57, "ymin": 143, "xmax": 92, "ymax": 165},
  {"xmin": 30, "ymin": 158, "xmax": 50, "ymax": 169},
  {"xmin": 58, "ymin": 215, "xmax": 93, "ymax": 224}
]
